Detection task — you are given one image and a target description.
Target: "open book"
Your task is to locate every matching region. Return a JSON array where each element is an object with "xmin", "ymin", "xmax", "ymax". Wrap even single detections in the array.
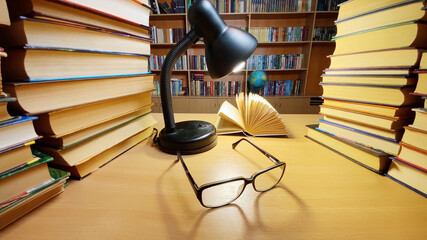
[{"xmin": 215, "ymin": 92, "xmax": 288, "ymax": 136}]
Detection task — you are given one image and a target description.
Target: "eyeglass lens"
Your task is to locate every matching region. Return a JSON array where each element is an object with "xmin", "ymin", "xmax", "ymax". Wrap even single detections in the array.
[
  {"xmin": 254, "ymin": 165, "xmax": 285, "ymax": 192},
  {"xmin": 201, "ymin": 165, "xmax": 284, "ymax": 207},
  {"xmin": 201, "ymin": 179, "xmax": 246, "ymax": 208}
]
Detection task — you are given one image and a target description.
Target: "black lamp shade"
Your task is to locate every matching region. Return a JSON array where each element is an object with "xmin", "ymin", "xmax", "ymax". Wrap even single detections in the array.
[{"xmin": 188, "ymin": 0, "xmax": 258, "ymax": 79}]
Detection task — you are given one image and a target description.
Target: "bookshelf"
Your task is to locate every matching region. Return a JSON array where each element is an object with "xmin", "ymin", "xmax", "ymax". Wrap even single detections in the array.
[{"xmin": 150, "ymin": 0, "xmax": 340, "ymax": 113}]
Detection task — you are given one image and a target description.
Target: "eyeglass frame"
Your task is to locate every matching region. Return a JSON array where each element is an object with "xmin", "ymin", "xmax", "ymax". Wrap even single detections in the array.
[{"xmin": 177, "ymin": 138, "xmax": 286, "ymax": 208}]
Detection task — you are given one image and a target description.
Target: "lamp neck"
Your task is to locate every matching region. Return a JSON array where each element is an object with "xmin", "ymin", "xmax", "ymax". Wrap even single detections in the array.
[{"xmin": 160, "ymin": 29, "xmax": 199, "ymax": 132}]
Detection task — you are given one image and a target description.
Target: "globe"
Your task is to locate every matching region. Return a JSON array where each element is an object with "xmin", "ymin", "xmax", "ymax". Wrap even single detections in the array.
[{"xmin": 249, "ymin": 70, "xmax": 267, "ymax": 88}]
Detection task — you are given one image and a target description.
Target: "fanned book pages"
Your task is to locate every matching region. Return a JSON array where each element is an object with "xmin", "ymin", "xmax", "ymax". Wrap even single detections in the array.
[{"xmin": 215, "ymin": 92, "xmax": 288, "ymax": 136}]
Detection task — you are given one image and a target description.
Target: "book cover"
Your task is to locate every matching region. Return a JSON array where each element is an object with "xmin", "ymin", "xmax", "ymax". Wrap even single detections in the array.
[
  {"xmin": 387, "ymin": 156, "xmax": 427, "ymax": 197},
  {"xmin": 305, "ymin": 124, "xmax": 391, "ymax": 174},
  {"xmin": 332, "ymin": 21, "xmax": 427, "ymax": 55},
  {"xmin": 1, "ymin": 45, "xmax": 150, "ymax": 82},
  {"xmin": 0, "ymin": 16, "xmax": 151, "ymax": 55}
]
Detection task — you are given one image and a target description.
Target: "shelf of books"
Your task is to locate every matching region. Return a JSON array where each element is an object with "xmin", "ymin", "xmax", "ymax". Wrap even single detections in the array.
[
  {"xmin": 305, "ymin": 0, "xmax": 427, "ymax": 197},
  {"xmin": 149, "ymin": 0, "xmax": 343, "ymax": 113}
]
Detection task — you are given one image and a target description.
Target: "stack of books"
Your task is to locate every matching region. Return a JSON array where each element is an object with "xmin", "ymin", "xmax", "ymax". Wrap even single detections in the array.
[
  {"xmin": 0, "ymin": 0, "xmax": 69, "ymax": 230},
  {"xmin": 387, "ymin": 51, "xmax": 427, "ymax": 196},
  {"xmin": 0, "ymin": 0, "xmax": 156, "ymax": 180},
  {"xmin": 306, "ymin": 0, "xmax": 426, "ymax": 174}
]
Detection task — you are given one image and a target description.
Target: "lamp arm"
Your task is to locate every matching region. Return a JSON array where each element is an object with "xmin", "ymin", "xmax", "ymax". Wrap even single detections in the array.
[{"xmin": 160, "ymin": 29, "xmax": 199, "ymax": 132}]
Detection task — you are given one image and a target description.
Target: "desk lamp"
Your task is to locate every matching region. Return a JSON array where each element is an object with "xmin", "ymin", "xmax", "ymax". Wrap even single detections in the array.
[{"xmin": 157, "ymin": 0, "xmax": 257, "ymax": 154}]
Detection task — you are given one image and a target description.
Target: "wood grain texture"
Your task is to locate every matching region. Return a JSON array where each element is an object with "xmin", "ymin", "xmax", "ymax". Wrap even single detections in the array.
[{"xmin": 0, "ymin": 113, "xmax": 426, "ymax": 239}]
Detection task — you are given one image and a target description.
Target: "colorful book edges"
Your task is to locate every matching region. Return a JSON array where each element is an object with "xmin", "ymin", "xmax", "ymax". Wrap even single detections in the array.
[
  {"xmin": 387, "ymin": 156, "xmax": 427, "ymax": 198},
  {"xmin": 306, "ymin": 124, "xmax": 391, "ymax": 174},
  {"xmin": 0, "ymin": 150, "xmax": 69, "ymax": 229}
]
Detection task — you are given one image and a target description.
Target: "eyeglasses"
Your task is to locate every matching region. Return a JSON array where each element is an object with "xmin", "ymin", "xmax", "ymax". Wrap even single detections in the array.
[{"xmin": 177, "ymin": 138, "xmax": 286, "ymax": 208}]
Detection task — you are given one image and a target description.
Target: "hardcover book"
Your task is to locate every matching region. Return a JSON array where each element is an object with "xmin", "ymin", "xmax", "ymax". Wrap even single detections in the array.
[
  {"xmin": 0, "ymin": 163, "xmax": 69, "ymax": 230},
  {"xmin": 317, "ymin": 119, "xmax": 401, "ymax": 155},
  {"xmin": 6, "ymin": 0, "xmax": 150, "ymax": 38},
  {"xmin": 333, "ymin": 21, "xmax": 427, "ymax": 55},
  {"xmin": 306, "ymin": 124, "xmax": 391, "ymax": 174},
  {"xmin": 1, "ymin": 46, "xmax": 150, "ymax": 82},
  {"xmin": 320, "ymin": 83, "xmax": 421, "ymax": 107},
  {"xmin": 215, "ymin": 92, "xmax": 288, "ymax": 136},
  {"xmin": 335, "ymin": 0, "xmax": 427, "ymax": 37},
  {"xmin": 0, "ymin": 16, "xmax": 151, "ymax": 55},
  {"xmin": 387, "ymin": 156, "xmax": 427, "ymax": 197},
  {"xmin": 4, "ymin": 75, "xmax": 154, "ymax": 115}
]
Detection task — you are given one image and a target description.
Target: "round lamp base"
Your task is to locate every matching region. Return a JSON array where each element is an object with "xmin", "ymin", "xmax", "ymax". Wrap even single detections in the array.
[{"xmin": 158, "ymin": 120, "xmax": 217, "ymax": 155}]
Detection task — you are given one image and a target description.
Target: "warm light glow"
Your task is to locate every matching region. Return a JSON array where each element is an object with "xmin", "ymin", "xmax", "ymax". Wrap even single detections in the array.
[{"xmin": 232, "ymin": 62, "xmax": 245, "ymax": 73}]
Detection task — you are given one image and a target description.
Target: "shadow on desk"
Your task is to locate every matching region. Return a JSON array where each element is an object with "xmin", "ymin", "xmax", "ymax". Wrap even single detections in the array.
[{"xmin": 156, "ymin": 159, "xmax": 310, "ymax": 240}]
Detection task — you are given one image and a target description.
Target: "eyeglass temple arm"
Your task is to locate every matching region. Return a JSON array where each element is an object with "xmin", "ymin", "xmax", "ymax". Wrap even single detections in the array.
[
  {"xmin": 232, "ymin": 138, "xmax": 281, "ymax": 164},
  {"xmin": 177, "ymin": 151, "xmax": 199, "ymax": 195}
]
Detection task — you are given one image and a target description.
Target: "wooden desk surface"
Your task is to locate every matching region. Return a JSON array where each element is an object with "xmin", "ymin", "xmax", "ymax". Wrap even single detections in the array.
[{"xmin": 1, "ymin": 113, "xmax": 426, "ymax": 239}]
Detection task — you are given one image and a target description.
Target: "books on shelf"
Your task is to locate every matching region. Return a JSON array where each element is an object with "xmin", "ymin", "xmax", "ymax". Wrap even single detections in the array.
[
  {"xmin": 328, "ymin": 48, "xmax": 423, "ymax": 69},
  {"xmin": 199, "ymin": 0, "xmax": 248, "ymax": 13},
  {"xmin": 189, "ymin": 55, "xmax": 207, "ymax": 70},
  {"xmin": 317, "ymin": 0, "xmax": 345, "ymax": 11},
  {"xmin": 0, "ymin": 163, "xmax": 69, "ymax": 230},
  {"xmin": 215, "ymin": 92, "xmax": 288, "ymax": 136},
  {"xmin": 0, "ymin": 16, "xmax": 151, "ymax": 55},
  {"xmin": 250, "ymin": 0, "xmax": 312, "ymax": 12},
  {"xmin": 149, "ymin": 55, "xmax": 187, "ymax": 70},
  {"xmin": 153, "ymin": 78, "xmax": 184, "ymax": 96},
  {"xmin": 258, "ymin": 79, "xmax": 303, "ymax": 96},
  {"xmin": 306, "ymin": 124, "xmax": 391, "ymax": 174},
  {"xmin": 247, "ymin": 54, "xmax": 304, "ymax": 70},
  {"xmin": 149, "ymin": 26, "xmax": 185, "ymax": 43},
  {"xmin": 4, "ymin": 74, "xmax": 154, "ymax": 115},
  {"xmin": 189, "ymin": 73, "xmax": 243, "ymax": 97},
  {"xmin": 313, "ymin": 26, "xmax": 336, "ymax": 41},
  {"xmin": 249, "ymin": 26, "xmax": 309, "ymax": 42}
]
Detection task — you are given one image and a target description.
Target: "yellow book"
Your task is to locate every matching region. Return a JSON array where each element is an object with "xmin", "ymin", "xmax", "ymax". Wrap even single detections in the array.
[
  {"xmin": 335, "ymin": 1, "xmax": 427, "ymax": 36},
  {"xmin": 333, "ymin": 21, "xmax": 427, "ymax": 55},
  {"xmin": 337, "ymin": 0, "xmax": 417, "ymax": 21},
  {"xmin": 215, "ymin": 92, "xmax": 288, "ymax": 136},
  {"xmin": 328, "ymin": 48, "xmax": 422, "ymax": 69},
  {"xmin": 387, "ymin": 157, "xmax": 427, "ymax": 197},
  {"xmin": 306, "ymin": 124, "xmax": 391, "ymax": 174}
]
